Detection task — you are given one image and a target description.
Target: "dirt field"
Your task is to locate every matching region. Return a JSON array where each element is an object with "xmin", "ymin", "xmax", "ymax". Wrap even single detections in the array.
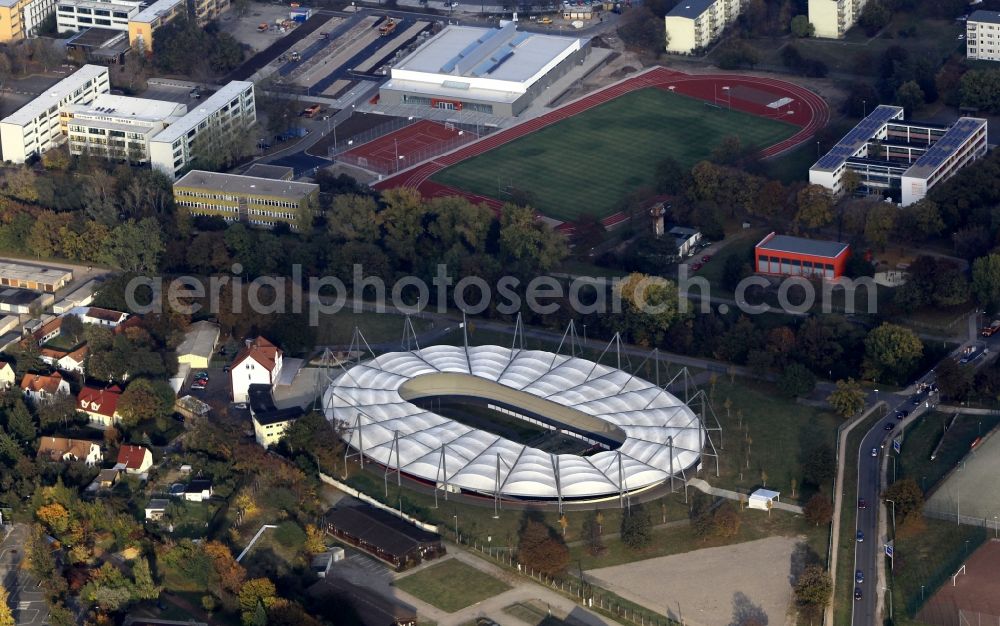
[
  {"xmin": 925, "ymin": 427, "xmax": 1000, "ymax": 524},
  {"xmin": 918, "ymin": 540, "xmax": 1000, "ymax": 626},
  {"xmin": 584, "ymin": 536, "xmax": 801, "ymax": 626}
]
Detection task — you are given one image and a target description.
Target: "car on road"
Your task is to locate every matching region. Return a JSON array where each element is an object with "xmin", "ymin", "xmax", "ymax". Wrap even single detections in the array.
[
  {"xmin": 857, "ymin": 530, "xmax": 864, "ymax": 542},
  {"xmin": 690, "ymin": 262, "xmax": 702, "ymax": 271},
  {"xmin": 895, "ymin": 410, "xmax": 909, "ymax": 419},
  {"xmin": 858, "ymin": 498, "xmax": 866, "ymax": 509},
  {"xmin": 883, "ymin": 423, "xmax": 893, "ymax": 431},
  {"xmin": 871, "ymin": 447, "xmax": 878, "ymax": 457},
  {"xmin": 855, "ymin": 587, "xmax": 863, "ymax": 600},
  {"xmin": 856, "ymin": 570, "xmax": 864, "ymax": 584},
  {"xmin": 912, "ymin": 395, "xmax": 922, "ymax": 405},
  {"xmin": 701, "ymin": 255, "xmax": 712, "ymax": 263},
  {"xmin": 232, "ymin": 403, "xmax": 247, "ymax": 410},
  {"xmin": 195, "ymin": 371, "xmax": 208, "ymax": 379},
  {"xmin": 190, "ymin": 382, "xmax": 206, "ymax": 390}
]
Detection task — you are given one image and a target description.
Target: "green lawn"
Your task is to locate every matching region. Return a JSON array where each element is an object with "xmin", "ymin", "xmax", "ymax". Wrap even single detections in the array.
[
  {"xmin": 432, "ymin": 88, "xmax": 796, "ymax": 221},
  {"xmin": 314, "ymin": 310, "xmax": 434, "ymax": 346},
  {"xmin": 897, "ymin": 412, "xmax": 1000, "ymax": 494},
  {"xmin": 395, "ymin": 559, "xmax": 510, "ymax": 613}
]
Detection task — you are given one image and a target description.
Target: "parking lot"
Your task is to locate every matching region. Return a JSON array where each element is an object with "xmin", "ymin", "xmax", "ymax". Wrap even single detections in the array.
[
  {"xmin": 219, "ymin": 1, "xmax": 314, "ymax": 53},
  {"xmin": 1, "ymin": 524, "xmax": 49, "ymax": 626}
]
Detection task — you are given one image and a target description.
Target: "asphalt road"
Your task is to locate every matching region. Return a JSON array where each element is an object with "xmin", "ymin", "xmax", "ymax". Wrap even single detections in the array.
[{"xmin": 852, "ymin": 327, "xmax": 999, "ymax": 625}]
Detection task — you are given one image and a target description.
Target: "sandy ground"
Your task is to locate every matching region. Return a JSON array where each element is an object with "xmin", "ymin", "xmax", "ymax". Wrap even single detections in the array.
[
  {"xmin": 925, "ymin": 425, "xmax": 1000, "ymax": 523},
  {"xmin": 584, "ymin": 536, "xmax": 802, "ymax": 626}
]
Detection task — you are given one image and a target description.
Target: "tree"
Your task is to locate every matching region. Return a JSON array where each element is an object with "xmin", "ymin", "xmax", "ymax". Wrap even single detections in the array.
[
  {"xmin": 60, "ymin": 314, "xmax": 84, "ymax": 346},
  {"xmin": 131, "ymin": 557, "xmax": 160, "ymax": 601},
  {"xmin": 790, "ymin": 15, "xmax": 814, "ymax": 37},
  {"xmin": 327, "ymin": 194, "xmax": 380, "ymax": 243},
  {"xmin": 827, "ymin": 378, "xmax": 866, "ymax": 418},
  {"xmin": 794, "ymin": 185, "xmax": 833, "ymax": 231},
  {"xmin": 935, "ymin": 358, "xmax": 973, "ymax": 402},
  {"xmin": 499, "ymin": 203, "xmax": 568, "ymax": 276},
  {"xmin": 804, "ymin": 494, "xmax": 833, "ymax": 526},
  {"xmin": 802, "ymin": 443, "xmax": 835, "ymax": 487},
  {"xmin": 960, "ymin": 68, "xmax": 1000, "ymax": 114},
  {"xmin": 517, "ymin": 519, "xmax": 569, "ymax": 577},
  {"xmin": 239, "ymin": 578, "xmax": 277, "ymax": 622},
  {"xmin": 864, "ymin": 202, "xmax": 897, "ymax": 250},
  {"xmin": 895, "ymin": 80, "xmax": 926, "ymax": 114},
  {"xmin": 5, "ymin": 399, "xmax": 35, "ymax": 442},
  {"xmin": 36, "ymin": 394, "xmax": 79, "ymax": 431},
  {"xmin": 304, "ymin": 524, "xmax": 326, "ymax": 555},
  {"xmin": 36, "ymin": 502, "xmax": 70, "ymax": 535},
  {"xmin": 883, "ymin": 478, "xmax": 924, "ymax": 522},
  {"xmin": 0, "ymin": 585, "xmax": 14, "ymax": 626},
  {"xmin": 779, "ymin": 363, "xmax": 816, "ymax": 398},
  {"xmin": 711, "ymin": 501, "xmax": 741, "ymax": 538},
  {"xmin": 118, "ymin": 379, "xmax": 175, "ymax": 428},
  {"xmin": 617, "ymin": 7, "xmax": 665, "ymax": 52},
  {"xmin": 613, "ymin": 273, "xmax": 686, "ymax": 347},
  {"xmin": 620, "ymin": 504, "xmax": 652, "ymax": 550},
  {"xmin": 863, "ymin": 323, "xmax": 923, "ymax": 384},
  {"xmin": 794, "ymin": 565, "xmax": 832, "ymax": 609},
  {"xmin": 203, "ymin": 541, "xmax": 246, "ymax": 595},
  {"xmin": 971, "ymin": 254, "xmax": 1000, "ymax": 314},
  {"xmin": 106, "ymin": 218, "xmax": 163, "ymax": 272}
]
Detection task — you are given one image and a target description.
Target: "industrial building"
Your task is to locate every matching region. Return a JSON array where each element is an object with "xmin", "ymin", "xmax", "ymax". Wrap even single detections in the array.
[
  {"xmin": 378, "ymin": 23, "xmax": 590, "ymax": 117},
  {"xmin": 664, "ymin": 0, "xmax": 744, "ymax": 54},
  {"xmin": 175, "ymin": 321, "xmax": 220, "ymax": 370},
  {"xmin": 173, "ymin": 170, "xmax": 318, "ymax": 229},
  {"xmin": 754, "ymin": 232, "xmax": 850, "ymax": 280},
  {"xmin": 0, "ymin": 0, "xmax": 58, "ymax": 41},
  {"xmin": 0, "ymin": 64, "xmax": 110, "ymax": 164},
  {"xmin": 64, "ymin": 93, "xmax": 187, "ymax": 163},
  {"xmin": 148, "ymin": 80, "xmax": 256, "ymax": 179},
  {"xmin": 56, "ymin": 0, "xmax": 138, "ymax": 33},
  {"xmin": 808, "ymin": 0, "xmax": 869, "ymax": 39},
  {"xmin": 967, "ymin": 11, "xmax": 1000, "ymax": 62},
  {"xmin": 324, "ymin": 505, "xmax": 443, "ymax": 571},
  {"xmin": 808, "ymin": 105, "xmax": 988, "ymax": 206}
]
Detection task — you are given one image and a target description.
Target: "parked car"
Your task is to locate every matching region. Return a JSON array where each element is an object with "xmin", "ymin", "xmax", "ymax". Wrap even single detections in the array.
[
  {"xmin": 856, "ymin": 570, "xmax": 864, "ymax": 584},
  {"xmin": 190, "ymin": 382, "xmax": 206, "ymax": 391},
  {"xmin": 855, "ymin": 587, "xmax": 863, "ymax": 600},
  {"xmin": 883, "ymin": 423, "xmax": 893, "ymax": 431},
  {"xmin": 858, "ymin": 498, "xmax": 866, "ymax": 509},
  {"xmin": 856, "ymin": 530, "xmax": 864, "ymax": 542}
]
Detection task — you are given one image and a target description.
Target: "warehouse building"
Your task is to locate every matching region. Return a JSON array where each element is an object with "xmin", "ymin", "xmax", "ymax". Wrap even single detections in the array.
[
  {"xmin": 664, "ymin": 0, "xmax": 744, "ymax": 54},
  {"xmin": 809, "ymin": 105, "xmax": 988, "ymax": 206},
  {"xmin": 379, "ymin": 23, "xmax": 589, "ymax": 117},
  {"xmin": 755, "ymin": 232, "xmax": 850, "ymax": 280},
  {"xmin": 967, "ymin": 11, "xmax": 1000, "ymax": 62},
  {"xmin": 173, "ymin": 170, "xmax": 318, "ymax": 229},
  {"xmin": 0, "ymin": 64, "xmax": 109, "ymax": 163},
  {"xmin": 64, "ymin": 93, "xmax": 187, "ymax": 163},
  {"xmin": 148, "ymin": 81, "xmax": 256, "ymax": 179},
  {"xmin": 0, "ymin": 261, "xmax": 72, "ymax": 292},
  {"xmin": 808, "ymin": 0, "xmax": 868, "ymax": 39},
  {"xmin": 325, "ymin": 505, "xmax": 444, "ymax": 571}
]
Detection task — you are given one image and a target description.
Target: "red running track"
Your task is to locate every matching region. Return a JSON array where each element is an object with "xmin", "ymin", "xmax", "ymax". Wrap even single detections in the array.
[{"xmin": 373, "ymin": 67, "xmax": 830, "ymax": 228}]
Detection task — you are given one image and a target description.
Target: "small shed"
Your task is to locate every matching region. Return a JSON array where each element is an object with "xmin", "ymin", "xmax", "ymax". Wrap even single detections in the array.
[{"xmin": 748, "ymin": 488, "xmax": 780, "ymax": 511}]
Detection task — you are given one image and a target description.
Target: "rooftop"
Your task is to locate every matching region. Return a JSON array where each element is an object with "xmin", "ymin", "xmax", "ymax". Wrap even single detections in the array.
[
  {"xmin": 326, "ymin": 504, "xmax": 440, "ymax": 559},
  {"xmin": 66, "ymin": 93, "xmax": 186, "ymax": 123},
  {"xmin": 969, "ymin": 9, "xmax": 1000, "ymax": 24},
  {"xmin": 248, "ymin": 384, "xmax": 303, "ymax": 425},
  {"xmin": 174, "ymin": 170, "xmax": 318, "ymax": 201},
  {"xmin": 150, "ymin": 81, "xmax": 253, "ymax": 145},
  {"xmin": 902, "ymin": 117, "xmax": 987, "ymax": 179},
  {"xmin": 175, "ymin": 320, "xmax": 220, "ymax": 359},
  {"xmin": 666, "ymin": 0, "xmax": 716, "ymax": 19},
  {"xmin": 242, "ymin": 163, "xmax": 294, "ymax": 180},
  {"xmin": 756, "ymin": 234, "xmax": 849, "ymax": 259},
  {"xmin": 811, "ymin": 105, "xmax": 904, "ymax": 173},
  {"xmin": 0, "ymin": 261, "xmax": 73, "ymax": 284},
  {"xmin": 130, "ymin": 0, "xmax": 182, "ymax": 23},
  {"xmin": 1, "ymin": 65, "xmax": 107, "ymax": 127},
  {"xmin": 393, "ymin": 24, "xmax": 583, "ymax": 85}
]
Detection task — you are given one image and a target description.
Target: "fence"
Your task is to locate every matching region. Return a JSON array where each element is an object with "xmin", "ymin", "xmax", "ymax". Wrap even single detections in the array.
[
  {"xmin": 334, "ymin": 126, "xmax": 492, "ymax": 175},
  {"xmin": 902, "ymin": 524, "xmax": 987, "ymax": 616},
  {"xmin": 450, "ymin": 531, "xmax": 681, "ymax": 626},
  {"xmin": 326, "ymin": 115, "xmax": 418, "ymax": 158},
  {"xmin": 960, "ymin": 610, "xmax": 1000, "ymax": 626}
]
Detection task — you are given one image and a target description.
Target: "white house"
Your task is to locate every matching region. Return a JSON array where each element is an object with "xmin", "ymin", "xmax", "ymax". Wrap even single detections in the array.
[
  {"xmin": 81, "ymin": 307, "xmax": 129, "ymax": 327},
  {"xmin": 20, "ymin": 372, "xmax": 70, "ymax": 404},
  {"xmin": 115, "ymin": 444, "xmax": 153, "ymax": 474},
  {"xmin": 229, "ymin": 337, "xmax": 283, "ymax": 404},
  {"xmin": 0, "ymin": 361, "xmax": 15, "ymax": 388},
  {"xmin": 145, "ymin": 498, "xmax": 169, "ymax": 521},
  {"xmin": 183, "ymin": 479, "xmax": 213, "ymax": 502},
  {"xmin": 77, "ymin": 385, "xmax": 123, "ymax": 427},
  {"xmin": 748, "ymin": 488, "xmax": 780, "ymax": 511},
  {"xmin": 668, "ymin": 226, "xmax": 702, "ymax": 258},
  {"xmin": 57, "ymin": 345, "xmax": 88, "ymax": 375},
  {"xmin": 37, "ymin": 436, "xmax": 103, "ymax": 466}
]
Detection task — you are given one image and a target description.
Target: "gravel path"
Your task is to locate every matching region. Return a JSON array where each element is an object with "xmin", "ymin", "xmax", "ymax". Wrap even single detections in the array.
[{"xmin": 584, "ymin": 536, "xmax": 801, "ymax": 626}]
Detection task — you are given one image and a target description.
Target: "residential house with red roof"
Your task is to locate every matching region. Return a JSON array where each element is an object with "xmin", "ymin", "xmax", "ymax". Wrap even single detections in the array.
[
  {"xmin": 230, "ymin": 337, "xmax": 283, "ymax": 404},
  {"xmin": 33, "ymin": 317, "xmax": 63, "ymax": 344},
  {"xmin": 82, "ymin": 307, "xmax": 129, "ymax": 328},
  {"xmin": 115, "ymin": 444, "xmax": 153, "ymax": 474},
  {"xmin": 78, "ymin": 385, "xmax": 123, "ymax": 427},
  {"xmin": 57, "ymin": 345, "xmax": 88, "ymax": 374},
  {"xmin": 21, "ymin": 372, "xmax": 70, "ymax": 404}
]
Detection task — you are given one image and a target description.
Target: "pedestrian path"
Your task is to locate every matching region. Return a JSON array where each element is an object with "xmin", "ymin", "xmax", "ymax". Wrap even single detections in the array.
[{"xmin": 686, "ymin": 478, "xmax": 804, "ymax": 514}]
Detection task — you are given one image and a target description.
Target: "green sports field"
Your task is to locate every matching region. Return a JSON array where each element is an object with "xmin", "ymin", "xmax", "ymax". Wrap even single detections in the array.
[{"xmin": 431, "ymin": 88, "xmax": 797, "ymax": 222}]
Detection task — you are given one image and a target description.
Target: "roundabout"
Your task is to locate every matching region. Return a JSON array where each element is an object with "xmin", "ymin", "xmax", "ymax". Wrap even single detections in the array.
[{"xmin": 323, "ymin": 345, "xmax": 706, "ymax": 503}]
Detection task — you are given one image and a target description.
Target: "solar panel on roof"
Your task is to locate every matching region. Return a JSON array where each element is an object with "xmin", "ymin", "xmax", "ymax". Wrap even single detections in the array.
[
  {"xmin": 813, "ymin": 106, "xmax": 903, "ymax": 171},
  {"xmin": 908, "ymin": 118, "xmax": 984, "ymax": 172}
]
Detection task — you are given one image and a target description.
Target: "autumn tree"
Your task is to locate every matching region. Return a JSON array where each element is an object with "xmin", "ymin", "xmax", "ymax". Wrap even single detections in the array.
[
  {"xmin": 613, "ymin": 273, "xmax": 686, "ymax": 347},
  {"xmin": 117, "ymin": 379, "xmax": 175, "ymax": 428},
  {"xmin": 517, "ymin": 519, "xmax": 569, "ymax": 578},
  {"xmin": 131, "ymin": 557, "xmax": 160, "ymax": 601},
  {"xmin": 804, "ymin": 494, "xmax": 833, "ymax": 526},
  {"xmin": 304, "ymin": 524, "xmax": 326, "ymax": 556},
  {"xmin": 883, "ymin": 478, "xmax": 924, "ymax": 522},
  {"xmin": 794, "ymin": 185, "xmax": 833, "ymax": 231},
  {"xmin": 794, "ymin": 565, "xmax": 831, "ymax": 612},
  {"xmin": 0, "ymin": 586, "xmax": 14, "ymax": 626},
  {"xmin": 499, "ymin": 203, "xmax": 568, "ymax": 277},
  {"xmin": 827, "ymin": 378, "xmax": 867, "ymax": 418},
  {"xmin": 862, "ymin": 323, "xmax": 923, "ymax": 384},
  {"xmin": 203, "ymin": 541, "xmax": 246, "ymax": 595},
  {"xmin": 239, "ymin": 578, "xmax": 277, "ymax": 626},
  {"xmin": 620, "ymin": 504, "xmax": 652, "ymax": 550},
  {"xmin": 36, "ymin": 502, "xmax": 70, "ymax": 535}
]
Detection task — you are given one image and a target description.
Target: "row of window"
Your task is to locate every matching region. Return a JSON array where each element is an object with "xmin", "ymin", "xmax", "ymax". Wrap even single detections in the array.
[
  {"xmin": 757, "ymin": 256, "xmax": 836, "ymax": 277},
  {"xmin": 176, "ymin": 191, "xmax": 299, "ymax": 208}
]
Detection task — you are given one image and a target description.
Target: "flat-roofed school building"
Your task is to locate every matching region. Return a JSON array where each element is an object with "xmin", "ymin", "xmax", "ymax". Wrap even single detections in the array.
[
  {"xmin": 173, "ymin": 170, "xmax": 318, "ymax": 229},
  {"xmin": 754, "ymin": 232, "xmax": 850, "ymax": 280}
]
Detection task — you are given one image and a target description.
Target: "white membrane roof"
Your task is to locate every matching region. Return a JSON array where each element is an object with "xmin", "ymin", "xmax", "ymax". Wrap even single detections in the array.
[{"xmin": 324, "ymin": 346, "xmax": 704, "ymax": 500}]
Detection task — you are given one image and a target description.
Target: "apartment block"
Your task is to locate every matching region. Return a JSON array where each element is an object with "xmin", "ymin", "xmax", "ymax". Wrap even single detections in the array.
[
  {"xmin": 148, "ymin": 80, "xmax": 255, "ymax": 179},
  {"xmin": 0, "ymin": 0, "xmax": 59, "ymax": 42},
  {"xmin": 967, "ymin": 11, "xmax": 1000, "ymax": 62},
  {"xmin": 664, "ymin": 0, "xmax": 743, "ymax": 54},
  {"xmin": 173, "ymin": 170, "xmax": 319, "ymax": 230},
  {"xmin": 808, "ymin": 0, "xmax": 869, "ymax": 39},
  {"xmin": 63, "ymin": 93, "xmax": 186, "ymax": 162},
  {"xmin": 56, "ymin": 0, "xmax": 139, "ymax": 33},
  {"xmin": 126, "ymin": 0, "xmax": 180, "ymax": 52},
  {"xmin": 0, "ymin": 64, "xmax": 109, "ymax": 164}
]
